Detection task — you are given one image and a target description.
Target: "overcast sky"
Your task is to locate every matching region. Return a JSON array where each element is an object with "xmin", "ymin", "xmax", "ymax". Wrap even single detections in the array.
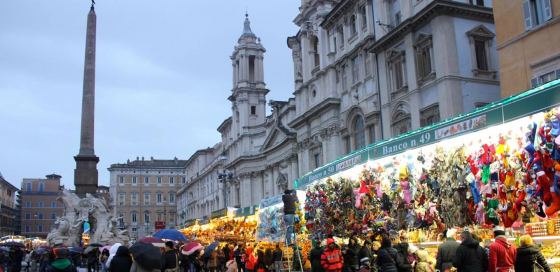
[{"xmin": 0, "ymin": 1, "xmax": 299, "ymax": 189}]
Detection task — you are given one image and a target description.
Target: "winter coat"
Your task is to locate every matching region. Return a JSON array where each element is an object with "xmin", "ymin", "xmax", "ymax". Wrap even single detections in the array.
[
  {"xmin": 394, "ymin": 243, "xmax": 413, "ymax": 272},
  {"xmin": 161, "ymin": 249, "xmax": 179, "ymax": 270},
  {"xmin": 435, "ymin": 238, "xmax": 459, "ymax": 272},
  {"xmin": 357, "ymin": 246, "xmax": 371, "ymax": 264},
  {"xmin": 282, "ymin": 193, "xmax": 298, "ymax": 214},
  {"xmin": 453, "ymin": 232, "xmax": 487, "ymax": 272},
  {"xmin": 46, "ymin": 258, "xmax": 78, "ymax": 272},
  {"xmin": 130, "ymin": 261, "xmax": 160, "ymax": 272},
  {"xmin": 376, "ymin": 247, "xmax": 398, "ymax": 272},
  {"xmin": 488, "ymin": 236, "xmax": 517, "ymax": 272},
  {"xmin": 321, "ymin": 247, "xmax": 344, "ymax": 272},
  {"xmin": 514, "ymin": 245, "xmax": 551, "ymax": 272},
  {"xmin": 273, "ymin": 248, "xmax": 283, "ymax": 262},
  {"xmin": 245, "ymin": 248, "xmax": 257, "ymax": 271},
  {"xmin": 86, "ymin": 250, "xmax": 98, "ymax": 265},
  {"xmin": 108, "ymin": 246, "xmax": 132, "ymax": 272},
  {"xmin": 344, "ymin": 245, "xmax": 360, "ymax": 271},
  {"xmin": 309, "ymin": 246, "xmax": 325, "ymax": 272},
  {"xmin": 208, "ymin": 251, "xmax": 219, "ymax": 268}
]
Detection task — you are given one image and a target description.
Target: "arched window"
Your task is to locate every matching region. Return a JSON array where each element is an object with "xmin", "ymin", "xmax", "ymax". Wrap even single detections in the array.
[
  {"xmin": 391, "ymin": 110, "xmax": 411, "ymax": 136},
  {"xmin": 353, "ymin": 116, "xmax": 366, "ymax": 150}
]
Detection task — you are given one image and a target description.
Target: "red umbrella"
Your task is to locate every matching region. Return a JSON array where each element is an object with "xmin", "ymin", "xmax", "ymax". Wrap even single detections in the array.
[
  {"xmin": 139, "ymin": 237, "xmax": 165, "ymax": 247},
  {"xmin": 181, "ymin": 242, "xmax": 203, "ymax": 255}
]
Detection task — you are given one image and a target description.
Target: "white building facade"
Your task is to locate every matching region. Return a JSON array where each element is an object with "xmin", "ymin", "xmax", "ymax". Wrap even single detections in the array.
[
  {"xmin": 178, "ymin": 0, "xmax": 502, "ymax": 222},
  {"xmin": 289, "ymin": 0, "xmax": 501, "ymax": 176},
  {"xmin": 177, "ymin": 16, "xmax": 299, "ymax": 225}
]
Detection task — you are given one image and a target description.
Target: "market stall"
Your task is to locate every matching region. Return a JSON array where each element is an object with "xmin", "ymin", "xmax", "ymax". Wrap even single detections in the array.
[
  {"xmin": 297, "ymin": 80, "xmax": 560, "ymax": 264},
  {"xmin": 180, "ymin": 206, "xmax": 258, "ymax": 244}
]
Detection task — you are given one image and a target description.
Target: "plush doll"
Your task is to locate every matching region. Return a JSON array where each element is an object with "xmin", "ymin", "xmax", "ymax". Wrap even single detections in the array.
[
  {"xmin": 467, "ymin": 172, "xmax": 481, "ymax": 204},
  {"xmin": 476, "ymin": 202, "xmax": 486, "ymax": 225},
  {"xmin": 400, "ymin": 166, "xmax": 412, "ymax": 205},
  {"xmin": 551, "ymin": 113, "xmax": 560, "ymax": 137},
  {"xmin": 525, "ymin": 122, "xmax": 538, "ymax": 168},
  {"xmin": 353, "ymin": 179, "xmax": 370, "ymax": 208}
]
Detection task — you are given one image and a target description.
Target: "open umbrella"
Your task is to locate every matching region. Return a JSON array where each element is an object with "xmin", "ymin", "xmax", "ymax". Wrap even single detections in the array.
[
  {"xmin": 68, "ymin": 247, "xmax": 83, "ymax": 254},
  {"xmin": 84, "ymin": 246, "xmax": 99, "ymax": 254},
  {"xmin": 0, "ymin": 241, "xmax": 24, "ymax": 248},
  {"xmin": 181, "ymin": 242, "xmax": 203, "ymax": 256},
  {"xmin": 100, "ymin": 245, "xmax": 112, "ymax": 253},
  {"xmin": 139, "ymin": 237, "xmax": 165, "ymax": 247},
  {"xmin": 153, "ymin": 229, "xmax": 188, "ymax": 242},
  {"xmin": 34, "ymin": 246, "xmax": 51, "ymax": 255},
  {"xmin": 204, "ymin": 242, "xmax": 219, "ymax": 258},
  {"xmin": 129, "ymin": 242, "xmax": 162, "ymax": 270},
  {"xmin": 88, "ymin": 243, "xmax": 104, "ymax": 247}
]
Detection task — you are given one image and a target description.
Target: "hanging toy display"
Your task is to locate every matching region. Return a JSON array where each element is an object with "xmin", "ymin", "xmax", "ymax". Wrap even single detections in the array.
[{"xmin": 303, "ymin": 107, "xmax": 560, "ymax": 241}]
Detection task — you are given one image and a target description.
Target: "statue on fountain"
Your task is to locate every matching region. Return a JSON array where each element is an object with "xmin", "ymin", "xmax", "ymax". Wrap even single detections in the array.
[{"xmin": 47, "ymin": 190, "xmax": 129, "ymax": 247}]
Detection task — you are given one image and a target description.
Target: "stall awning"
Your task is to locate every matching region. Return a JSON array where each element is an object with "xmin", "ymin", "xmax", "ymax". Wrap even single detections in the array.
[
  {"xmin": 235, "ymin": 205, "xmax": 259, "ymax": 217},
  {"xmin": 296, "ymin": 79, "xmax": 560, "ymax": 189}
]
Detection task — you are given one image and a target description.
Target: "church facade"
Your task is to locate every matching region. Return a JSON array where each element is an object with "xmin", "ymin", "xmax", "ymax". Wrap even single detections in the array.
[{"xmin": 177, "ymin": 0, "xmax": 501, "ymax": 224}]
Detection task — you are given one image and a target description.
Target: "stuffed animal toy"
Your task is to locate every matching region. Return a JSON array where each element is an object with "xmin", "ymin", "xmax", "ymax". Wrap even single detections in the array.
[{"xmin": 399, "ymin": 166, "xmax": 412, "ymax": 205}]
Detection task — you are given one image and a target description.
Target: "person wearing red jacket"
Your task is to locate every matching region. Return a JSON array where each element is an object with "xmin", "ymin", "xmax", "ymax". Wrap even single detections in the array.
[
  {"xmin": 245, "ymin": 247, "xmax": 258, "ymax": 272},
  {"xmin": 321, "ymin": 238, "xmax": 343, "ymax": 272},
  {"xmin": 488, "ymin": 227, "xmax": 517, "ymax": 272}
]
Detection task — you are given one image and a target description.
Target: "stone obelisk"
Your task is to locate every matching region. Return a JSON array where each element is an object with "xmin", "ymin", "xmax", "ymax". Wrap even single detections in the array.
[{"xmin": 74, "ymin": 3, "xmax": 99, "ymax": 196}]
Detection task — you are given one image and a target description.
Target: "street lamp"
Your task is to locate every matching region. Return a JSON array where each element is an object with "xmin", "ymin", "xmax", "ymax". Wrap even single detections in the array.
[{"xmin": 217, "ymin": 170, "xmax": 234, "ymax": 209}]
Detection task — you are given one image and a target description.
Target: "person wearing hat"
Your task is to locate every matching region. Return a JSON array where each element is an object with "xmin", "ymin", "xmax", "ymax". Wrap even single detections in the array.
[
  {"xmin": 452, "ymin": 230, "xmax": 487, "ymax": 272},
  {"xmin": 321, "ymin": 238, "xmax": 343, "ymax": 272},
  {"xmin": 435, "ymin": 228, "xmax": 460, "ymax": 272},
  {"xmin": 308, "ymin": 240, "xmax": 324, "ymax": 272},
  {"xmin": 514, "ymin": 235, "xmax": 551, "ymax": 272},
  {"xmin": 161, "ymin": 241, "xmax": 179, "ymax": 272},
  {"xmin": 357, "ymin": 239, "xmax": 371, "ymax": 270},
  {"xmin": 488, "ymin": 226, "xmax": 516, "ymax": 272},
  {"xmin": 46, "ymin": 248, "xmax": 77, "ymax": 272},
  {"xmin": 357, "ymin": 256, "xmax": 370, "ymax": 272},
  {"xmin": 375, "ymin": 234, "xmax": 398, "ymax": 272},
  {"xmin": 282, "ymin": 190, "xmax": 298, "ymax": 246}
]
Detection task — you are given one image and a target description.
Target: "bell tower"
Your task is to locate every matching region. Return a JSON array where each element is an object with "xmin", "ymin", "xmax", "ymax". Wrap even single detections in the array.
[{"xmin": 229, "ymin": 14, "xmax": 269, "ymax": 138}]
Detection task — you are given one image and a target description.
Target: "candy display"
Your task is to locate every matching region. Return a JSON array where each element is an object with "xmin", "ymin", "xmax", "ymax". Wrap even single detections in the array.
[{"xmin": 181, "ymin": 213, "xmax": 257, "ymax": 244}]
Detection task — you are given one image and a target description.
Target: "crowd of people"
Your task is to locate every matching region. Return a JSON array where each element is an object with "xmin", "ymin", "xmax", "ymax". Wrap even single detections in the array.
[
  {"xmin": 0, "ymin": 240, "xmax": 292, "ymax": 272},
  {"xmin": 307, "ymin": 226, "xmax": 553, "ymax": 272},
  {"xmin": 1, "ymin": 226, "xmax": 555, "ymax": 272}
]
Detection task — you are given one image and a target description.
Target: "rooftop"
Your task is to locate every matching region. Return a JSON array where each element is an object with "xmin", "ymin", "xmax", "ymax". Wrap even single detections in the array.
[{"xmin": 109, "ymin": 157, "xmax": 187, "ymax": 169}]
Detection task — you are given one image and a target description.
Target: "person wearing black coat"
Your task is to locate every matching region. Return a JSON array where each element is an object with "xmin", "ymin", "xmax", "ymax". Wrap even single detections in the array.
[
  {"xmin": 343, "ymin": 237, "xmax": 360, "ymax": 272},
  {"xmin": 452, "ymin": 231, "xmax": 487, "ymax": 272},
  {"xmin": 435, "ymin": 229, "xmax": 459, "ymax": 272},
  {"xmin": 376, "ymin": 235, "xmax": 398, "ymax": 272},
  {"xmin": 108, "ymin": 246, "xmax": 132, "ymax": 272},
  {"xmin": 357, "ymin": 240, "xmax": 371, "ymax": 265},
  {"xmin": 393, "ymin": 241, "xmax": 413, "ymax": 272},
  {"xmin": 161, "ymin": 241, "xmax": 179, "ymax": 271},
  {"xmin": 308, "ymin": 241, "xmax": 324, "ymax": 272},
  {"xmin": 515, "ymin": 235, "xmax": 551, "ymax": 272}
]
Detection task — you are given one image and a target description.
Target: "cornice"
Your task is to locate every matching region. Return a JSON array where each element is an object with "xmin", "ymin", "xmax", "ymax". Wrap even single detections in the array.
[
  {"xmin": 368, "ymin": 0, "xmax": 494, "ymax": 53},
  {"xmin": 288, "ymin": 97, "xmax": 341, "ymax": 128}
]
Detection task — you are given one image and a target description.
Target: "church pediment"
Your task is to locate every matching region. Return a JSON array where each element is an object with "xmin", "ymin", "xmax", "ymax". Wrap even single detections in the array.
[{"xmin": 261, "ymin": 128, "xmax": 285, "ymax": 152}]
